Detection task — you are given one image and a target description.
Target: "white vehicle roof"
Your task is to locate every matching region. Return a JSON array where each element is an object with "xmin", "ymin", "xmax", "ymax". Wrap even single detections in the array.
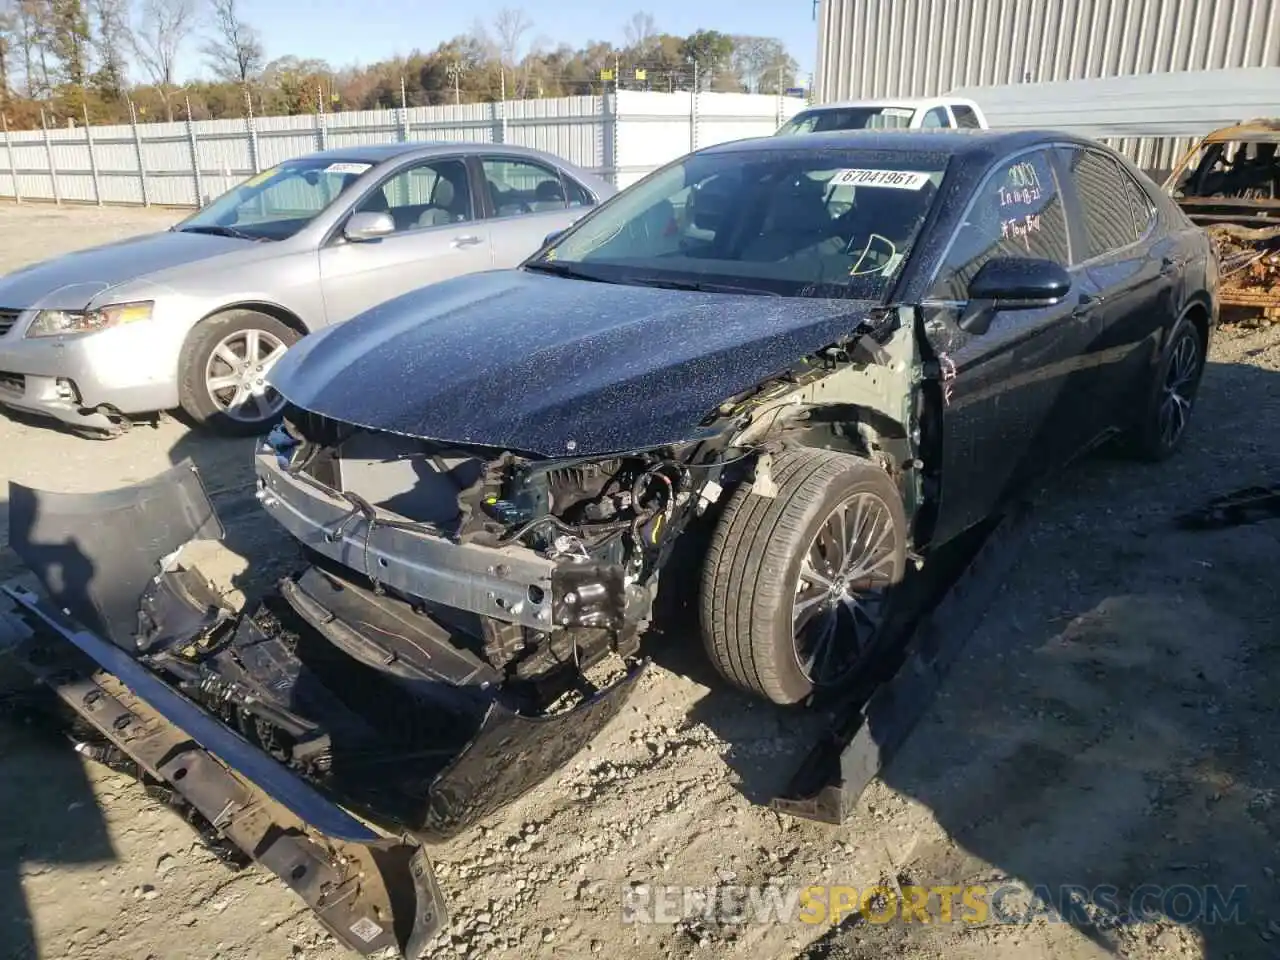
[{"xmin": 808, "ymin": 95, "xmax": 983, "ymax": 112}]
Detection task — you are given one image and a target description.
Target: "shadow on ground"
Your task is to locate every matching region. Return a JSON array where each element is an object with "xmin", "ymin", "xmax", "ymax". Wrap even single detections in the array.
[{"xmin": 794, "ymin": 356, "xmax": 1280, "ymax": 958}]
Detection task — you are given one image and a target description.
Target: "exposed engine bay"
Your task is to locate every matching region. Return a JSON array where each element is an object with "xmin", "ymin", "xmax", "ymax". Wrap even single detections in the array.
[{"xmin": 254, "ymin": 304, "xmax": 922, "ymax": 697}]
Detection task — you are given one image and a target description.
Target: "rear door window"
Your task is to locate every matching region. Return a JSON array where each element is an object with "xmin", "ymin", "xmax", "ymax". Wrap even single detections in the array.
[
  {"xmin": 932, "ymin": 149, "xmax": 1072, "ymax": 300},
  {"xmin": 481, "ymin": 157, "xmax": 591, "ymax": 217},
  {"xmin": 952, "ymin": 105, "xmax": 982, "ymax": 129},
  {"xmin": 1061, "ymin": 148, "xmax": 1142, "ymax": 261}
]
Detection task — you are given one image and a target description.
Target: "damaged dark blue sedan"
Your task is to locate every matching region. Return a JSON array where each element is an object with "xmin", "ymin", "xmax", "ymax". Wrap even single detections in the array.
[{"xmin": 4, "ymin": 129, "xmax": 1217, "ymax": 956}]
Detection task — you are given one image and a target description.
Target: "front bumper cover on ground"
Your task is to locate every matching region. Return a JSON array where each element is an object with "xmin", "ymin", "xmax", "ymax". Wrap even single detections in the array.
[
  {"xmin": 3, "ymin": 461, "xmax": 647, "ymax": 957},
  {"xmin": 0, "ymin": 584, "xmax": 447, "ymax": 958}
]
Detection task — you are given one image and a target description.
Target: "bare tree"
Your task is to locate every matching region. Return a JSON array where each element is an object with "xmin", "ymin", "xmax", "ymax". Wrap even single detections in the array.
[
  {"xmin": 129, "ymin": 0, "xmax": 198, "ymax": 120},
  {"xmin": 48, "ymin": 0, "xmax": 91, "ymax": 87},
  {"xmin": 14, "ymin": 0, "xmax": 52, "ymax": 97},
  {"xmin": 623, "ymin": 11, "xmax": 656, "ymax": 56},
  {"xmin": 201, "ymin": 0, "xmax": 262, "ymax": 83},
  {"xmin": 492, "ymin": 7, "xmax": 530, "ymax": 69},
  {"xmin": 0, "ymin": 7, "xmax": 16, "ymax": 97},
  {"xmin": 89, "ymin": 0, "xmax": 130, "ymax": 97}
]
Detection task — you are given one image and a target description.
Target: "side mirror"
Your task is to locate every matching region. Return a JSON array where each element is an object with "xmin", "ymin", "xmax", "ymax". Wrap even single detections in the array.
[
  {"xmin": 344, "ymin": 211, "xmax": 395, "ymax": 242},
  {"xmin": 543, "ymin": 229, "xmax": 566, "ymax": 247},
  {"xmin": 959, "ymin": 257, "xmax": 1071, "ymax": 334}
]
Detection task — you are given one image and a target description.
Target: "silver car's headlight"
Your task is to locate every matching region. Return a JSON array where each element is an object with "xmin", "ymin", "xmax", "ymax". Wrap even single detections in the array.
[{"xmin": 25, "ymin": 301, "xmax": 154, "ymax": 338}]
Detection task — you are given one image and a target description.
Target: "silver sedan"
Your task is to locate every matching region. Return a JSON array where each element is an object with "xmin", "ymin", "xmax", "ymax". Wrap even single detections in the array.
[{"xmin": 0, "ymin": 142, "xmax": 613, "ymax": 435}]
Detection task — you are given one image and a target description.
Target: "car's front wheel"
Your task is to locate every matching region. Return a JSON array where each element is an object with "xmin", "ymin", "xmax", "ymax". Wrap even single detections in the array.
[
  {"xmin": 699, "ymin": 448, "xmax": 907, "ymax": 706},
  {"xmin": 178, "ymin": 310, "xmax": 301, "ymax": 435}
]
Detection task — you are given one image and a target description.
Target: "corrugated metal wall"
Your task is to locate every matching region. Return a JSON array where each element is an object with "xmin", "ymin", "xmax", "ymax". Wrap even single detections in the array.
[
  {"xmin": 950, "ymin": 66, "xmax": 1280, "ymax": 179},
  {"xmin": 816, "ymin": 0, "xmax": 1280, "ymax": 102}
]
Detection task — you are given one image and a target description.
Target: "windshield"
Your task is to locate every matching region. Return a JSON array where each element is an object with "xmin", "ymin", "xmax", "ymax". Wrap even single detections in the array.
[
  {"xmin": 1170, "ymin": 138, "xmax": 1280, "ymax": 201},
  {"xmin": 175, "ymin": 157, "xmax": 375, "ymax": 241},
  {"xmin": 776, "ymin": 106, "xmax": 916, "ymax": 135},
  {"xmin": 531, "ymin": 148, "xmax": 947, "ymax": 299}
]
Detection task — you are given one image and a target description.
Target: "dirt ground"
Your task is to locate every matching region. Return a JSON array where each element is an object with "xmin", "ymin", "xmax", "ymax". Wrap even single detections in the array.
[{"xmin": 0, "ymin": 201, "xmax": 1278, "ymax": 960}]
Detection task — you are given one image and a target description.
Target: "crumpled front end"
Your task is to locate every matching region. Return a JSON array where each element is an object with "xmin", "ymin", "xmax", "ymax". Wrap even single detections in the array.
[{"xmin": 3, "ymin": 459, "xmax": 648, "ymax": 956}]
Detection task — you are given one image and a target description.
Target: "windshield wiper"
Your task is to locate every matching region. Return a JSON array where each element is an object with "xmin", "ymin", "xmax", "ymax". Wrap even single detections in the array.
[
  {"xmin": 620, "ymin": 276, "xmax": 781, "ymax": 296},
  {"xmin": 522, "ymin": 261, "xmax": 616, "ymax": 283},
  {"xmin": 177, "ymin": 224, "xmax": 267, "ymax": 241}
]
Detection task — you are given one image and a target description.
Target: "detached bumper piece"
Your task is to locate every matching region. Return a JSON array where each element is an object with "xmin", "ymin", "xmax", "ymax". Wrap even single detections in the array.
[
  {"xmin": 4, "ymin": 463, "xmax": 646, "ymax": 957},
  {"xmin": 1, "ymin": 585, "xmax": 445, "ymax": 958}
]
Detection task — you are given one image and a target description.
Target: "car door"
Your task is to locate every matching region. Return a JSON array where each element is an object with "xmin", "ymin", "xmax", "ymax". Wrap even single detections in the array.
[
  {"xmin": 317, "ymin": 156, "xmax": 491, "ymax": 324},
  {"xmin": 1058, "ymin": 146, "xmax": 1179, "ymax": 423},
  {"xmin": 478, "ymin": 155, "xmax": 597, "ymax": 267},
  {"xmin": 922, "ymin": 147, "xmax": 1099, "ymax": 545}
]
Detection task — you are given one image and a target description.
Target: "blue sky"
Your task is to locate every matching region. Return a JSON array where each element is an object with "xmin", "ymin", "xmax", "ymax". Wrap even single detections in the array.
[{"xmin": 216, "ymin": 0, "xmax": 818, "ymax": 82}]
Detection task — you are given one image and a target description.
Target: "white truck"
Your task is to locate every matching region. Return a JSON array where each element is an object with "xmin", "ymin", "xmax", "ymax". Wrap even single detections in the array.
[{"xmin": 776, "ymin": 96, "xmax": 988, "ymax": 135}]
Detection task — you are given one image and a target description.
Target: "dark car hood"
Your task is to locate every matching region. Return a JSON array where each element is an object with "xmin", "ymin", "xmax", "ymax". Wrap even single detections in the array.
[{"xmin": 269, "ymin": 269, "xmax": 876, "ymax": 458}]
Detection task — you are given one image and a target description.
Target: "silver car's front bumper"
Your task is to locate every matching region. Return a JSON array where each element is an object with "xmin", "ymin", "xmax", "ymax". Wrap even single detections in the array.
[
  {"xmin": 255, "ymin": 451, "xmax": 561, "ymax": 630},
  {"xmin": 0, "ymin": 313, "xmax": 182, "ymax": 427}
]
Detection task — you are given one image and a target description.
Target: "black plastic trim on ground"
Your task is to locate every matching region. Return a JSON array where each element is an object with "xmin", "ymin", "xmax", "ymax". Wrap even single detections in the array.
[{"xmin": 772, "ymin": 499, "xmax": 1034, "ymax": 824}]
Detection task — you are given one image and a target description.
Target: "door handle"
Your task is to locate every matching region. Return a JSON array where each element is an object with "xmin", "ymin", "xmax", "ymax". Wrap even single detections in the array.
[
  {"xmin": 1071, "ymin": 292, "xmax": 1102, "ymax": 318},
  {"xmin": 451, "ymin": 235, "xmax": 484, "ymax": 248}
]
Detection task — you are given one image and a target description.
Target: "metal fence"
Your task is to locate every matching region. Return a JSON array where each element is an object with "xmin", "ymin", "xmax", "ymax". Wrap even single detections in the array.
[{"xmin": 0, "ymin": 92, "xmax": 805, "ymax": 208}]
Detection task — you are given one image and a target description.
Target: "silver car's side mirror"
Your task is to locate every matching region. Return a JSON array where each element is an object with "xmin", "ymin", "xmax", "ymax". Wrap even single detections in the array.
[{"xmin": 344, "ymin": 211, "xmax": 395, "ymax": 242}]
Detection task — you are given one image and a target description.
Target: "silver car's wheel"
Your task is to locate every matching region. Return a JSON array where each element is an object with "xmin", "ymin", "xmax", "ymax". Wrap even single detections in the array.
[
  {"xmin": 178, "ymin": 310, "xmax": 301, "ymax": 435},
  {"xmin": 203, "ymin": 327, "xmax": 289, "ymax": 424}
]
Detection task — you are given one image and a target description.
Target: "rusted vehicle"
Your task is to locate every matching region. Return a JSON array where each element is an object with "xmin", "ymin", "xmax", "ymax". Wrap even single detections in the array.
[{"xmin": 1166, "ymin": 119, "xmax": 1280, "ymax": 322}]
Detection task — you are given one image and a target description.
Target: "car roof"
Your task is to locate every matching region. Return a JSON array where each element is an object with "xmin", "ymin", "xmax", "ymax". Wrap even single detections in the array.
[
  {"xmin": 1200, "ymin": 118, "xmax": 1280, "ymax": 143},
  {"xmin": 698, "ymin": 128, "xmax": 1080, "ymax": 159},
  {"xmin": 300, "ymin": 141, "xmax": 579, "ymax": 165},
  {"xmin": 802, "ymin": 95, "xmax": 982, "ymax": 111}
]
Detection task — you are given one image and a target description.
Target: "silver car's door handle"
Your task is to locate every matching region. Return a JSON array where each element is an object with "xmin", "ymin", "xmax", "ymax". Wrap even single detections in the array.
[{"xmin": 451, "ymin": 235, "xmax": 484, "ymax": 248}]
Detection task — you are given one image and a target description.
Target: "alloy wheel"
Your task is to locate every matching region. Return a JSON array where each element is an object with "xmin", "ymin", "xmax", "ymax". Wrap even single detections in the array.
[
  {"xmin": 1158, "ymin": 332, "xmax": 1200, "ymax": 449},
  {"xmin": 204, "ymin": 328, "xmax": 289, "ymax": 424},
  {"xmin": 791, "ymin": 491, "xmax": 898, "ymax": 687}
]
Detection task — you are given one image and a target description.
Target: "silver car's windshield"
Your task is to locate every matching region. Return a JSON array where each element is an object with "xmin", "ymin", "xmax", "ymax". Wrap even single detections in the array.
[
  {"xmin": 529, "ymin": 149, "xmax": 947, "ymax": 299},
  {"xmin": 175, "ymin": 157, "xmax": 374, "ymax": 241}
]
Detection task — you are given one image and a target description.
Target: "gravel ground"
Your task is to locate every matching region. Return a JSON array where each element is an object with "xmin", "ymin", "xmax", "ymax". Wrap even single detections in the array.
[{"xmin": 0, "ymin": 201, "xmax": 1278, "ymax": 960}]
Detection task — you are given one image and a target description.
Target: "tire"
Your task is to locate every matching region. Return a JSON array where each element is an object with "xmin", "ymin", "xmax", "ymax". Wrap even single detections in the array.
[
  {"xmin": 1127, "ymin": 316, "xmax": 1206, "ymax": 462},
  {"xmin": 178, "ymin": 310, "xmax": 301, "ymax": 436},
  {"xmin": 699, "ymin": 447, "xmax": 908, "ymax": 706}
]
